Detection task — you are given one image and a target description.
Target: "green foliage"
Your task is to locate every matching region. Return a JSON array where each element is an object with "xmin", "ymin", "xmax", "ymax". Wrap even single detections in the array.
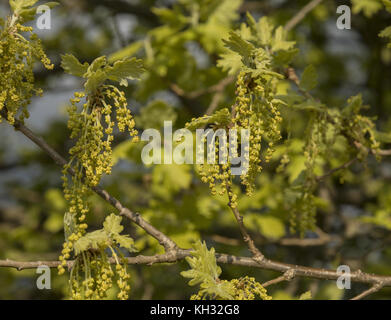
[
  {"xmin": 351, "ymin": 0, "xmax": 383, "ymax": 17},
  {"xmin": 136, "ymin": 100, "xmax": 177, "ymax": 130},
  {"xmin": 379, "ymin": 26, "xmax": 391, "ymax": 48},
  {"xmin": 152, "ymin": 164, "xmax": 192, "ymax": 199},
  {"xmin": 2, "ymin": 0, "xmax": 391, "ymax": 301},
  {"xmin": 352, "ymin": 0, "xmax": 391, "ymax": 48},
  {"xmin": 245, "ymin": 214, "xmax": 285, "ymax": 240},
  {"xmin": 218, "ymin": 14, "xmax": 296, "ymax": 74}
]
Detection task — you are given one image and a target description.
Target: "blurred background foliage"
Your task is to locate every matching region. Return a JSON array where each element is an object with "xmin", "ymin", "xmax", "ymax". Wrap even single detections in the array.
[{"xmin": 0, "ymin": 0, "xmax": 391, "ymax": 299}]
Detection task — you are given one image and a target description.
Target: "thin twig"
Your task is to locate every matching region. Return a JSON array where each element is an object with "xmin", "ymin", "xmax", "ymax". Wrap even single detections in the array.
[
  {"xmin": 227, "ymin": 185, "xmax": 265, "ymax": 262},
  {"xmin": 350, "ymin": 282, "xmax": 383, "ymax": 300},
  {"xmin": 316, "ymin": 158, "xmax": 357, "ymax": 182},
  {"xmin": 210, "ymin": 235, "xmax": 241, "ymax": 246},
  {"xmin": 262, "ymin": 269, "xmax": 296, "ymax": 288},
  {"xmin": 205, "ymin": 91, "xmax": 224, "ymax": 116},
  {"xmin": 2, "ymin": 252, "xmax": 391, "ymax": 289},
  {"xmin": 0, "ymin": 251, "xmax": 188, "ymax": 271},
  {"xmin": 285, "ymin": 0, "xmax": 324, "ymax": 32},
  {"xmin": 170, "ymin": 76, "xmax": 235, "ymax": 100}
]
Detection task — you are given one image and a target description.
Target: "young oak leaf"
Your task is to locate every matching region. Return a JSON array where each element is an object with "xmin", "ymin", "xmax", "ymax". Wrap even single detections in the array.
[
  {"xmin": 222, "ymin": 31, "xmax": 255, "ymax": 63},
  {"xmin": 105, "ymin": 57, "xmax": 144, "ymax": 87},
  {"xmin": 73, "ymin": 229, "xmax": 109, "ymax": 255},
  {"xmin": 351, "ymin": 0, "xmax": 383, "ymax": 17},
  {"xmin": 181, "ymin": 241, "xmax": 221, "ymax": 287},
  {"xmin": 85, "ymin": 56, "xmax": 107, "ymax": 75},
  {"xmin": 61, "ymin": 54, "xmax": 89, "ymax": 77},
  {"xmin": 379, "ymin": 26, "xmax": 391, "ymax": 48},
  {"xmin": 9, "ymin": 0, "xmax": 39, "ymax": 12},
  {"xmin": 300, "ymin": 65, "xmax": 318, "ymax": 92},
  {"xmin": 257, "ymin": 16, "xmax": 274, "ymax": 46},
  {"xmin": 105, "ymin": 214, "xmax": 137, "ymax": 251},
  {"xmin": 217, "ymin": 51, "xmax": 242, "ymax": 75},
  {"xmin": 73, "ymin": 214, "xmax": 137, "ymax": 255},
  {"xmin": 299, "ymin": 290, "xmax": 312, "ymax": 300},
  {"xmin": 84, "ymin": 69, "xmax": 107, "ymax": 93},
  {"xmin": 17, "ymin": 2, "xmax": 59, "ymax": 23},
  {"xmin": 81, "ymin": 56, "xmax": 109, "ymax": 92},
  {"xmin": 62, "ymin": 55, "xmax": 144, "ymax": 91},
  {"xmin": 272, "ymin": 26, "xmax": 295, "ymax": 52},
  {"xmin": 103, "ymin": 213, "xmax": 124, "ymax": 235},
  {"xmin": 181, "ymin": 241, "xmax": 235, "ymax": 299},
  {"xmin": 246, "ymin": 14, "xmax": 275, "ymax": 46},
  {"xmin": 185, "ymin": 108, "xmax": 231, "ymax": 130},
  {"xmin": 113, "ymin": 234, "xmax": 137, "ymax": 252}
]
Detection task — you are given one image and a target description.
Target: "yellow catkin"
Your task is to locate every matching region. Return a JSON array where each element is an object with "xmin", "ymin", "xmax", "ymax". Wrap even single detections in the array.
[{"xmin": 0, "ymin": 18, "xmax": 53, "ymax": 124}]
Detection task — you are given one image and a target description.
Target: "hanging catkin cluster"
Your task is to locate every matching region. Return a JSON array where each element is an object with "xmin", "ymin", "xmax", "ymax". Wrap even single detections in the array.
[
  {"xmin": 0, "ymin": 12, "xmax": 53, "ymax": 124},
  {"xmin": 289, "ymin": 113, "xmax": 324, "ymax": 235},
  {"xmin": 233, "ymin": 70, "xmax": 282, "ymax": 195},
  {"xmin": 186, "ymin": 15, "xmax": 290, "ymax": 202},
  {"xmin": 66, "ymin": 86, "xmax": 138, "ymax": 187},
  {"xmin": 63, "ymin": 213, "xmax": 135, "ymax": 300},
  {"xmin": 70, "ymin": 247, "xmax": 131, "ymax": 300},
  {"xmin": 57, "ymin": 55, "xmax": 143, "ymax": 299}
]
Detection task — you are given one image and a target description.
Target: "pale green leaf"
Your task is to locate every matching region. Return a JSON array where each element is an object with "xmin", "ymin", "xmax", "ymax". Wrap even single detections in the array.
[
  {"xmin": 186, "ymin": 108, "xmax": 231, "ymax": 130},
  {"xmin": 61, "ymin": 54, "xmax": 89, "ymax": 77},
  {"xmin": 217, "ymin": 51, "xmax": 242, "ymax": 75},
  {"xmin": 152, "ymin": 6, "xmax": 187, "ymax": 27},
  {"xmin": 17, "ymin": 2, "xmax": 59, "ymax": 23},
  {"xmin": 73, "ymin": 229, "xmax": 109, "ymax": 255},
  {"xmin": 352, "ymin": 0, "xmax": 383, "ymax": 17},
  {"xmin": 223, "ymin": 31, "xmax": 255, "ymax": 62},
  {"xmin": 379, "ymin": 26, "xmax": 391, "ymax": 47},
  {"xmin": 113, "ymin": 234, "xmax": 137, "ymax": 252},
  {"xmin": 271, "ymin": 26, "xmax": 295, "ymax": 52},
  {"xmin": 105, "ymin": 57, "xmax": 144, "ymax": 86},
  {"xmin": 181, "ymin": 241, "xmax": 221, "ymax": 286},
  {"xmin": 85, "ymin": 56, "xmax": 107, "ymax": 76},
  {"xmin": 10, "ymin": 0, "xmax": 38, "ymax": 12},
  {"xmin": 207, "ymin": 0, "xmax": 242, "ymax": 26},
  {"xmin": 84, "ymin": 69, "xmax": 107, "ymax": 93},
  {"xmin": 152, "ymin": 164, "xmax": 192, "ymax": 199},
  {"xmin": 103, "ymin": 213, "xmax": 124, "ymax": 235},
  {"xmin": 300, "ymin": 65, "xmax": 318, "ymax": 91},
  {"xmin": 299, "ymin": 290, "xmax": 312, "ymax": 300},
  {"xmin": 379, "ymin": 26, "xmax": 391, "ymax": 38},
  {"xmin": 257, "ymin": 16, "xmax": 274, "ymax": 46}
]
